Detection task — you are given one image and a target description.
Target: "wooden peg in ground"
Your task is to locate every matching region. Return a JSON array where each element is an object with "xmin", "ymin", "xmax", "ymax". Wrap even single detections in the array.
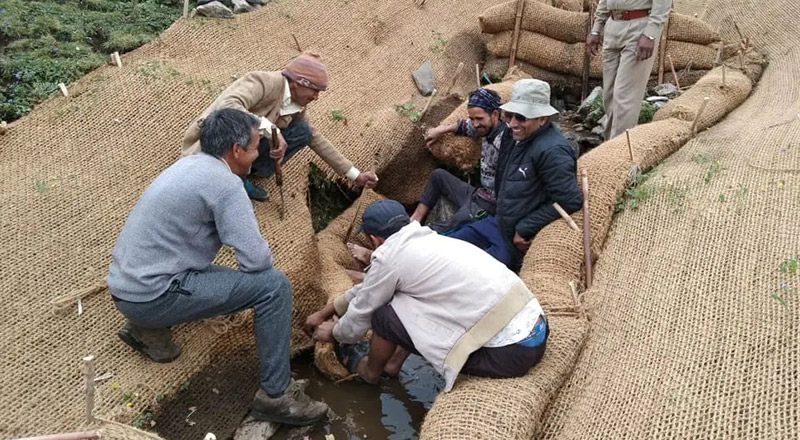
[
  {"xmin": 721, "ymin": 63, "xmax": 726, "ymax": 88},
  {"xmin": 271, "ymin": 127, "xmax": 285, "ymax": 220},
  {"xmin": 183, "ymin": 0, "xmax": 189, "ymax": 17},
  {"xmin": 475, "ymin": 64, "xmax": 481, "ymax": 88},
  {"xmin": 580, "ymin": 169, "xmax": 593, "ymax": 289},
  {"xmin": 82, "ymin": 355, "xmax": 96, "ymax": 424},
  {"xmin": 656, "ymin": 15, "xmax": 670, "ymax": 86},
  {"xmin": 625, "ymin": 129, "xmax": 640, "ymax": 183},
  {"xmin": 292, "ymin": 34, "xmax": 302, "ymax": 52},
  {"xmin": 418, "ymin": 88, "xmax": 438, "ymax": 120},
  {"xmin": 738, "ymin": 50, "xmax": 746, "ymax": 71},
  {"xmin": 444, "ymin": 62, "xmax": 464, "ymax": 96},
  {"xmin": 12, "ymin": 430, "xmax": 102, "ymax": 440},
  {"xmin": 667, "ymin": 54, "xmax": 680, "ymax": 92},
  {"xmin": 111, "ymin": 51, "xmax": 122, "ymax": 68},
  {"xmin": 553, "ymin": 203, "xmax": 579, "ymax": 231},
  {"xmin": 58, "ymin": 83, "xmax": 69, "ymax": 97},
  {"xmin": 0, "ymin": 121, "xmax": 7, "ymax": 136},
  {"xmin": 691, "ymin": 97, "xmax": 710, "ymax": 136}
]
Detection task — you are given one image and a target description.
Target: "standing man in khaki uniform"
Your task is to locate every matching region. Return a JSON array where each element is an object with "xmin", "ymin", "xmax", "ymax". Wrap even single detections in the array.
[
  {"xmin": 586, "ymin": 0, "xmax": 671, "ymax": 140},
  {"xmin": 182, "ymin": 52, "xmax": 378, "ymax": 200}
]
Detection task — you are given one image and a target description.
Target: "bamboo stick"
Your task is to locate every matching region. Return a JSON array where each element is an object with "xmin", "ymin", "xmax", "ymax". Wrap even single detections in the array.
[
  {"xmin": 657, "ymin": 15, "xmax": 670, "ymax": 86},
  {"xmin": 581, "ymin": 169, "xmax": 593, "ymax": 289},
  {"xmin": 625, "ymin": 129, "xmax": 634, "ymax": 161},
  {"xmin": 691, "ymin": 97, "xmax": 710, "ymax": 136},
  {"xmin": 58, "ymin": 83, "xmax": 69, "ymax": 97},
  {"xmin": 291, "ymin": 34, "xmax": 302, "ymax": 52},
  {"xmin": 667, "ymin": 54, "xmax": 680, "ymax": 91},
  {"xmin": 553, "ymin": 203, "xmax": 579, "ymax": 231},
  {"xmin": 82, "ymin": 355, "xmax": 96, "ymax": 424},
  {"xmin": 508, "ymin": 0, "xmax": 525, "ymax": 70},
  {"xmin": 418, "ymin": 88, "xmax": 437, "ymax": 120},
  {"xmin": 444, "ymin": 62, "xmax": 464, "ymax": 96},
  {"xmin": 183, "ymin": 0, "xmax": 189, "ymax": 17},
  {"xmin": 12, "ymin": 431, "xmax": 102, "ymax": 440},
  {"xmin": 475, "ymin": 64, "xmax": 481, "ymax": 88}
]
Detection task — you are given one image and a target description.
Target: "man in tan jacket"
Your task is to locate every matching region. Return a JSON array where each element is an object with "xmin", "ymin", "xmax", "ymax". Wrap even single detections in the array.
[
  {"xmin": 182, "ymin": 53, "xmax": 378, "ymax": 200},
  {"xmin": 586, "ymin": 0, "xmax": 671, "ymax": 140}
]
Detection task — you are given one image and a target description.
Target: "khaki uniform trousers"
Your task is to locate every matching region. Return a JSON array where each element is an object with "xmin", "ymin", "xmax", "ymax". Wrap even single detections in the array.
[{"xmin": 601, "ymin": 16, "xmax": 661, "ymax": 140}]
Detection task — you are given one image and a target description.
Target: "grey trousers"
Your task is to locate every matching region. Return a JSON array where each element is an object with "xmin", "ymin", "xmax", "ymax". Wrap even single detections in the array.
[
  {"xmin": 113, "ymin": 265, "xmax": 292, "ymax": 397},
  {"xmin": 419, "ymin": 169, "xmax": 494, "ymax": 233},
  {"xmin": 602, "ymin": 16, "xmax": 661, "ymax": 140}
]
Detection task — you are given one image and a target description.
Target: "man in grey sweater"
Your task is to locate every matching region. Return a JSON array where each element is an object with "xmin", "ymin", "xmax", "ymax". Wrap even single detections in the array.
[{"xmin": 107, "ymin": 108, "xmax": 328, "ymax": 426}]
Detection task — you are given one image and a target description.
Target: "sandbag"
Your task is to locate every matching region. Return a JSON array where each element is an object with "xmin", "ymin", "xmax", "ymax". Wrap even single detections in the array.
[
  {"xmin": 488, "ymin": 30, "xmax": 719, "ymax": 79},
  {"xmin": 480, "ymin": 0, "xmax": 719, "ymax": 45}
]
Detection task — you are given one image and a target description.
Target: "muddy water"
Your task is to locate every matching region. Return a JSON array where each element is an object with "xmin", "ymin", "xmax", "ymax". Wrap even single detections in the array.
[{"xmin": 272, "ymin": 354, "xmax": 445, "ymax": 440}]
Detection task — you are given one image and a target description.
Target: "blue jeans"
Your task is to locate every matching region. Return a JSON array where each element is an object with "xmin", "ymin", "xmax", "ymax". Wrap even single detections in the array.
[
  {"xmin": 113, "ymin": 265, "xmax": 292, "ymax": 397},
  {"xmin": 252, "ymin": 120, "xmax": 313, "ymax": 178},
  {"xmin": 448, "ymin": 215, "xmax": 514, "ymax": 267}
]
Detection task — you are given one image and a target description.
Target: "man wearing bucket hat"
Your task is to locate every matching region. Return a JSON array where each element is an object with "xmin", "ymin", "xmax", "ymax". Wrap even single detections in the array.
[
  {"xmin": 586, "ymin": 0, "xmax": 672, "ymax": 139},
  {"xmin": 181, "ymin": 52, "xmax": 378, "ymax": 201},
  {"xmin": 448, "ymin": 79, "xmax": 582, "ymax": 270},
  {"xmin": 306, "ymin": 199, "xmax": 549, "ymax": 391}
]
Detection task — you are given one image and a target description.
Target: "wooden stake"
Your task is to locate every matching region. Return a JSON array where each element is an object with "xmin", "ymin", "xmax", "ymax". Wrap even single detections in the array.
[
  {"xmin": 12, "ymin": 430, "xmax": 102, "ymax": 440},
  {"xmin": 0, "ymin": 121, "xmax": 7, "ymax": 136},
  {"xmin": 444, "ymin": 62, "xmax": 464, "ymax": 96},
  {"xmin": 569, "ymin": 281, "xmax": 586, "ymax": 319},
  {"xmin": 691, "ymin": 97, "xmax": 710, "ymax": 136},
  {"xmin": 291, "ymin": 34, "xmax": 302, "ymax": 52},
  {"xmin": 714, "ymin": 45, "xmax": 723, "ymax": 66},
  {"xmin": 475, "ymin": 64, "xmax": 481, "ymax": 88},
  {"xmin": 721, "ymin": 63, "xmax": 726, "ymax": 88},
  {"xmin": 508, "ymin": 0, "xmax": 525, "ymax": 70},
  {"xmin": 58, "ymin": 83, "xmax": 69, "ymax": 97},
  {"xmin": 738, "ymin": 50, "xmax": 745, "ymax": 71},
  {"xmin": 581, "ymin": 169, "xmax": 593, "ymax": 288},
  {"xmin": 733, "ymin": 21, "xmax": 745, "ymax": 46},
  {"xmin": 183, "ymin": 0, "xmax": 189, "ymax": 17},
  {"xmin": 581, "ymin": 0, "xmax": 596, "ymax": 101},
  {"xmin": 271, "ymin": 127, "xmax": 285, "ymax": 220},
  {"xmin": 657, "ymin": 15, "xmax": 670, "ymax": 86},
  {"xmin": 625, "ymin": 129, "xmax": 634, "ymax": 161},
  {"xmin": 111, "ymin": 52, "xmax": 122, "ymax": 68},
  {"xmin": 553, "ymin": 203, "xmax": 579, "ymax": 231},
  {"xmin": 418, "ymin": 88, "xmax": 437, "ymax": 120},
  {"xmin": 82, "ymin": 355, "xmax": 96, "ymax": 424},
  {"xmin": 667, "ymin": 54, "xmax": 680, "ymax": 91}
]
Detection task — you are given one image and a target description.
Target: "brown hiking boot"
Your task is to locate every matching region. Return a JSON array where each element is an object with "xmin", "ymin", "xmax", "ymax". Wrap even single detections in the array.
[
  {"xmin": 250, "ymin": 379, "xmax": 329, "ymax": 426},
  {"xmin": 118, "ymin": 320, "xmax": 182, "ymax": 363}
]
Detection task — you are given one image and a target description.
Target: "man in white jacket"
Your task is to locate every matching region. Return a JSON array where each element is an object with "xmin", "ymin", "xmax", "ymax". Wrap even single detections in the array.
[{"xmin": 307, "ymin": 199, "xmax": 548, "ymax": 391}]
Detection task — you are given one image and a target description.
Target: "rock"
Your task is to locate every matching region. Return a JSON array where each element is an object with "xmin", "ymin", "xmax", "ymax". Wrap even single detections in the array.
[
  {"xmin": 412, "ymin": 61, "xmax": 435, "ymax": 96},
  {"xmin": 233, "ymin": 416, "xmax": 279, "ymax": 440},
  {"xmin": 551, "ymin": 97, "xmax": 566, "ymax": 112},
  {"xmin": 591, "ymin": 125, "xmax": 605, "ymax": 136},
  {"xmin": 573, "ymin": 125, "xmax": 585, "ymax": 132},
  {"xmin": 654, "ymin": 83, "xmax": 678, "ymax": 97},
  {"xmin": 426, "ymin": 196, "xmax": 458, "ymax": 227},
  {"xmin": 196, "ymin": 1, "xmax": 234, "ymax": 18},
  {"xmin": 584, "ymin": 107, "xmax": 604, "ymax": 125},
  {"xmin": 564, "ymin": 129, "xmax": 602, "ymax": 154},
  {"xmin": 232, "ymin": 0, "xmax": 257, "ymax": 13},
  {"xmin": 646, "ymin": 96, "xmax": 669, "ymax": 103},
  {"xmin": 577, "ymin": 86, "xmax": 603, "ymax": 117},
  {"xmin": 597, "ymin": 114, "xmax": 608, "ymax": 130}
]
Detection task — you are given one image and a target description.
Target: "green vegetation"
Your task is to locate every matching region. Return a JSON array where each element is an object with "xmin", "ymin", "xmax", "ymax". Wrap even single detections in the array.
[
  {"xmin": 691, "ymin": 153, "xmax": 725, "ymax": 184},
  {"xmin": 638, "ymin": 101, "xmax": 658, "ymax": 124},
  {"xmin": 429, "ymin": 31, "xmax": 446, "ymax": 53},
  {"xmin": 133, "ymin": 410, "xmax": 154, "ymax": 429},
  {"xmin": 614, "ymin": 167, "xmax": 658, "ymax": 213},
  {"xmin": 780, "ymin": 255, "xmax": 799, "ymax": 274},
  {"xmin": 308, "ymin": 163, "xmax": 358, "ymax": 233},
  {"xmin": 1, "ymin": 0, "xmax": 182, "ymax": 121},
  {"xmin": 330, "ymin": 109, "xmax": 346, "ymax": 122},
  {"xmin": 395, "ymin": 102, "xmax": 421, "ymax": 122}
]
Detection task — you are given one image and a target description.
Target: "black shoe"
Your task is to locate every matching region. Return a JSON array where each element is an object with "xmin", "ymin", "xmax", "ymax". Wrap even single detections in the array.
[
  {"xmin": 250, "ymin": 379, "xmax": 329, "ymax": 426},
  {"xmin": 118, "ymin": 320, "xmax": 182, "ymax": 363},
  {"xmin": 242, "ymin": 177, "xmax": 268, "ymax": 201}
]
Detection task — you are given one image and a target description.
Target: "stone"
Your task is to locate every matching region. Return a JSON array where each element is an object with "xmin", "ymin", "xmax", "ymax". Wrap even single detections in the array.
[
  {"xmin": 233, "ymin": 416, "xmax": 279, "ymax": 440},
  {"xmin": 412, "ymin": 61, "xmax": 435, "ymax": 96},
  {"xmin": 646, "ymin": 96, "xmax": 669, "ymax": 103},
  {"xmin": 654, "ymin": 83, "xmax": 679, "ymax": 97},
  {"xmin": 232, "ymin": 0, "xmax": 257, "ymax": 13},
  {"xmin": 196, "ymin": 1, "xmax": 234, "ymax": 18},
  {"xmin": 584, "ymin": 107, "xmax": 604, "ymax": 125},
  {"xmin": 577, "ymin": 86, "xmax": 603, "ymax": 117},
  {"xmin": 591, "ymin": 125, "xmax": 605, "ymax": 136},
  {"xmin": 597, "ymin": 114, "xmax": 608, "ymax": 130},
  {"xmin": 426, "ymin": 196, "xmax": 458, "ymax": 228}
]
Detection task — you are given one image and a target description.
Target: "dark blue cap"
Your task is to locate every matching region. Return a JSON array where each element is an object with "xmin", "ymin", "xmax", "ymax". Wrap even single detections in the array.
[{"xmin": 357, "ymin": 199, "xmax": 410, "ymax": 237}]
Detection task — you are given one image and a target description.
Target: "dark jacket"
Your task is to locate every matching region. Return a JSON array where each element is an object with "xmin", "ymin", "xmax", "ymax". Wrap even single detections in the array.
[{"xmin": 495, "ymin": 121, "xmax": 582, "ymax": 264}]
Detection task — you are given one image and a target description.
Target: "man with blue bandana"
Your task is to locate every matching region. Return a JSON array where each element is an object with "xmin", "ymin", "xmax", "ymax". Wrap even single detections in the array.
[{"xmin": 414, "ymin": 88, "xmax": 508, "ymax": 232}]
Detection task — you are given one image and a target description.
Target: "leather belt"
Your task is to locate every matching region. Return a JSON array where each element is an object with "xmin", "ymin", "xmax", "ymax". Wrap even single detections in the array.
[{"xmin": 610, "ymin": 9, "xmax": 650, "ymax": 20}]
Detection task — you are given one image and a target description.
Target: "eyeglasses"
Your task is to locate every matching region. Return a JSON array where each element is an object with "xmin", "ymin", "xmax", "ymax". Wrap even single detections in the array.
[{"xmin": 505, "ymin": 112, "xmax": 528, "ymax": 122}]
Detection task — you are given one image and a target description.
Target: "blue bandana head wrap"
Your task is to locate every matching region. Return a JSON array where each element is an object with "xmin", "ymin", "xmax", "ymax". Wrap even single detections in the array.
[{"xmin": 467, "ymin": 88, "xmax": 501, "ymax": 113}]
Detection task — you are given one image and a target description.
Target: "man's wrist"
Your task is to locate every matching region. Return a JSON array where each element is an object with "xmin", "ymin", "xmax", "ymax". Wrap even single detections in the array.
[{"xmin": 345, "ymin": 167, "xmax": 361, "ymax": 181}]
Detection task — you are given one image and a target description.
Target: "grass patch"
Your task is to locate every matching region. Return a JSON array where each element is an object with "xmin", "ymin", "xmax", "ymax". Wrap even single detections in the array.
[
  {"xmin": 330, "ymin": 109, "xmax": 346, "ymax": 123},
  {"xmin": 395, "ymin": 102, "xmax": 421, "ymax": 122},
  {"xmin": 428, "ymin": 31, "xmax": 446, "ymax": 53},
  {"xmin": 1, "ymin": 0, "xmax": 182, "ymax": 121},
  {"xmin": 308, "ymin": 163, "xmax": 359, "ymax": 233},
  {"xmin": 615, "ymin": 167, "xmax": 658, "ymax": 213},
  {"xmin": 638, "ymin": 101, "xmax": 658, "ymax": 124}
]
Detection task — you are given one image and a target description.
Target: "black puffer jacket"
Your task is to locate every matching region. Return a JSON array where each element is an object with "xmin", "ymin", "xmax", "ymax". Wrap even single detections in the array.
[{"xmin": 494, "ymin": 121, "xmax": 582, "ymax": 264}]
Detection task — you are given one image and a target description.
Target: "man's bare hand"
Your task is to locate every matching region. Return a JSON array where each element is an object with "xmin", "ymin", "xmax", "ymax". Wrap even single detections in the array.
[
  {"xmin": 586, "ymin": 33, "xmax": 602, "ymax": 57},
  {"xmin": 513, "ymin": 231, "xmax": 532, "ymax": 252},
  {"xmin": 269, "ymin": 132, "xmax": 288, "ymax": 161},
  {"xmin": 424, "ymin": 125, "xmax": 448, "ymax": 149},
  {"xmin": 356, "ymin": 171, "xmax": 379, "ymax": 188},
  {"xmin": 303, "ymin": 310, "xmax": 327, "ymax": 337},
  {"xmin": 312, "ymin": 320, "xmax": 336, "ymax": 343},
  {"xmin": 636, "ymin": 35, "xmax": 655, "ymax": 61}
]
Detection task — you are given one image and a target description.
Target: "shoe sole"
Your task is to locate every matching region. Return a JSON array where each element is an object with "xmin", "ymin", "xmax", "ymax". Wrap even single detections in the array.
[
  {"xmin": 118, "ymin": 329, "xmax": 181, "ymax": 363},
  {"xmin": 248, "ymin": 409, "xmax": 327, "ymax": 426}
]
